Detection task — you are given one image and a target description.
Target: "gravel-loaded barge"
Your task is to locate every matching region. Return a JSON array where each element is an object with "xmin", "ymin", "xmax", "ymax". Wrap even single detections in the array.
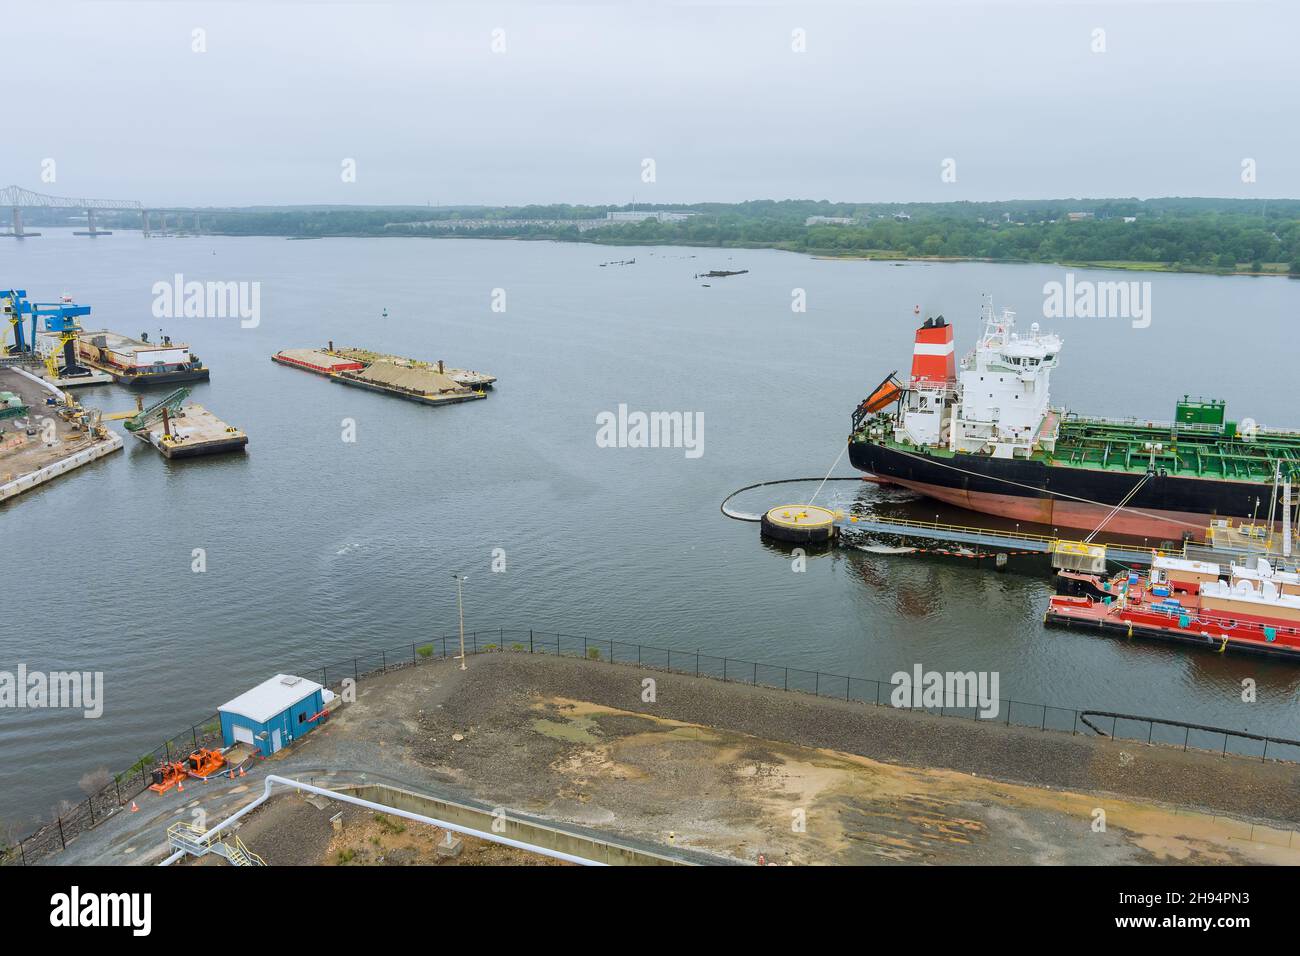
[{"xmin": 272, "ymin": 344, "xmax": 491, "ymax": 407}]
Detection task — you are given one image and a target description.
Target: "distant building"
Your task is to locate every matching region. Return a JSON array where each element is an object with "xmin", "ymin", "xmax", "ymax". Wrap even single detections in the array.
[
  {"xmin": 1123, "ymin": 216, "xmax": 1137, "ymax": 223},
  {"xmin": 805, "ymin": 216, "xmax": 856, "ymax": 226},
  {"xmin": 893, "ymin": 212, "xmax": 912, "ymax": 222},
  {"xmin": 605, "ymin": 211, "xmax": 695, "ymax": 223},
  {"xmin": 1067, "ymin": 212, "xmax": 1095, "ymax": 221}
]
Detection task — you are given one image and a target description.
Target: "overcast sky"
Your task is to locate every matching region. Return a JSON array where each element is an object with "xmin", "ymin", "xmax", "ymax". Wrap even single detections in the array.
[{"xmin": 6, "ymin": 0, "xmax": 1296, "ymax": 206}]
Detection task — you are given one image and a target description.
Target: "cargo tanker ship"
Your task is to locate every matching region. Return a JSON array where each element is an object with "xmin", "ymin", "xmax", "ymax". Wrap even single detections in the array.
[{"xmin": 849, "ymin": 298, "xmax": 1300, "ymax": 541}]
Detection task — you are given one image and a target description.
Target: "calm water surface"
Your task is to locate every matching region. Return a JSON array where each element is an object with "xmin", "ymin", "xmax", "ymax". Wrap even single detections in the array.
[{"xmin": 3, "ymin": 231, "xmax": 1299, "ymax": 826}]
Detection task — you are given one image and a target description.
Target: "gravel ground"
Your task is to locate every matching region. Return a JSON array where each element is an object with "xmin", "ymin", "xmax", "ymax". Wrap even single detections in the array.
[
  {"xmin": 410, "ymin": 652, "xmax": 1300, "ymax": 827},
  {"xmin": 47, "ymin": 651, "xmax": 1300, "ymax": 865}
]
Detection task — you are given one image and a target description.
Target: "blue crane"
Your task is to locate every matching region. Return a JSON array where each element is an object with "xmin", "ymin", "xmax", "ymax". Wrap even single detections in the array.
[
  {"xmin": 33, "ymin": 300, "xmax": 93, "ymax": 376},
  {"xmin": 2, "ymin": 289, "xmax": 36, "ymax": 354}
]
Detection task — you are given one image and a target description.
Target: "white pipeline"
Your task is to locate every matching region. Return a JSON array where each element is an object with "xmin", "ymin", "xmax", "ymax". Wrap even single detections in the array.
[{"xmin": 159, "ymin": 774, "xmax": 607, "ymax": 866}]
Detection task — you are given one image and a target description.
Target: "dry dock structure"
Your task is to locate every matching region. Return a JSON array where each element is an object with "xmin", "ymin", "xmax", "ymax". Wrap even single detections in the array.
[
  {"xmin": 273, "ymin": 344, "xmax": 491, "ymax": 407},
  {"xmin": 0, "ymin": 365, "xmax": 122, "ymax": 504}
]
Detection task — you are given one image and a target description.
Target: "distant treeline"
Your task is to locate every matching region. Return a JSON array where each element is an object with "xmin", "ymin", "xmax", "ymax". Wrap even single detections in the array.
[{"xmin": 99, "ymin": 198, "xmax": 1300, "ymax": 274}]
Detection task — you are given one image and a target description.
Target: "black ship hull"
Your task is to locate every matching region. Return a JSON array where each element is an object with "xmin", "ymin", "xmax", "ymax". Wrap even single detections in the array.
[{"xmin": 849, "ymin": 440, "xmax": 1279, "ymax": 540}]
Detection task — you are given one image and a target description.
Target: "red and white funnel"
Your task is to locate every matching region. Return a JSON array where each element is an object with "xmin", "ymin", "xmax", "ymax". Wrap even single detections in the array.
[{"xmin": 910, "ymin": 315, "xmax": 955, "ymax": 386}]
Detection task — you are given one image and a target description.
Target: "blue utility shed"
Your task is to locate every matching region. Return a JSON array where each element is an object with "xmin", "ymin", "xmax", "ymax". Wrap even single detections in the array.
[{"xmin": 218, "ymin": 674, "xmax": 333, "ymax": 757}]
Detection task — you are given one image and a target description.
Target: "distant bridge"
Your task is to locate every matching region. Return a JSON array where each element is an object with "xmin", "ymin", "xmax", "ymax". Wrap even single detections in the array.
[{"xmin": 0, "ymin": 185, "xmax": 182, "ymax": 238}]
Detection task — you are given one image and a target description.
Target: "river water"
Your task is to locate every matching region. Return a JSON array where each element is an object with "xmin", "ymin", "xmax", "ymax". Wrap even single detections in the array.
[{"xmin": 3, "ymin": 231, "xmax": 1299, "ymax": 828}]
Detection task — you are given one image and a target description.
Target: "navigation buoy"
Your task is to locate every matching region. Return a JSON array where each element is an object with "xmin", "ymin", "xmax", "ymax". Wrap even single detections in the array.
[{"xmin": 761, "ymin": 504, "xmax": 839, "ymax": 543}]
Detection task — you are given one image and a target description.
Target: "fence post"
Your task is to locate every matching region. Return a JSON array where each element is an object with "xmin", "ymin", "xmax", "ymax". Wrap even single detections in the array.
[
  {"xmin": 382, "ymin": 650, "xmax": 386, "ymax": 672},
  {"xmin": 784, "ymin": 667, "xmax": 788, "ymax": 691},
  {"xmin": 1184, "ymin": 726, "xmax": 1190, "ymax": 751},
  {"xmin": 412, "ymin": 643, "xmax": 417, "ymax": 665},
  {"xmin": 695, "ymin": 650, "xmax": 699, "ymax": 676},
  {"xmin": 192, "ymin": 725, "xmax": 198, "ymax": 749},
  {"xmin": 1147, "ymin": 722, "xmax": 1153, "ymax": 744},
  {"xmin": 1072, "ymin": 711, "xmax": 1078, "ymax": 736},
  {"xmin": 815, "ymin": 672, "xmax": 819, "ymax": 696},
  {"xmin": 323, "ymin": 666, "xmax": 328, "ymax": 687},
  {"xmin": 353, "ymin": 658, "xmax": 358, "ymax": 684},
  {"xmin": 529, "ymin": 630, "xmax": 534, "ymax": 654},
  {"xmin": 754, "ymin": 661, "xmax": 758, "ymax": 684},
  {"xmin": 846, "ymin": 677, "xmax": 850, "ymax": 701},
  {"xmin": 723, "ymin": 658, "xmax": 727, "ymax": 681},
  {"xmin": 610, "ymin": 638, "xmax": 614, "ymax": 662},
  {"xmin": 115, "ymin": 777, "xmax": 122, "ymax": 805},
  {"xmin": 57, "ymin": 817, "xmax": 66, "ymax": 850},
  {"xmin": 165, "ymin": 740, "xmax": 171, "ymax": 762},
  {"xmin": 443, "ymin": 636, "xmax": 447, "ymax": 658},
  {"xmin": 88, "ymin": 796, "xmax": 95, "ymax": 826}
]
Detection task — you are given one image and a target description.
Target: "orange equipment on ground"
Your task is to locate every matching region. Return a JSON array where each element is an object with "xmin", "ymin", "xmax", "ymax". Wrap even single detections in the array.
[
  {"xmin": 148, "ymin": 760, "xmax": 188, "ymax": 794},
  {"xmin": 186, "ymin": 747, "xmax": 226, "ymax": 779}
]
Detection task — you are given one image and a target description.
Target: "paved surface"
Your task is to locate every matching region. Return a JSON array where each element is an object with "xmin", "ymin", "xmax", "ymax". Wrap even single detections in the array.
[
  {"xmin": 50, "ymin": 653, "xmax": 1300, "ymax": 865},
  {"xmin": 0, "ymin": 368, "xmax": 92, "ymax": 479}
]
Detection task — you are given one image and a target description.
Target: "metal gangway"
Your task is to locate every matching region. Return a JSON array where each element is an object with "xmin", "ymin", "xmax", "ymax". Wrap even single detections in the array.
[
  {"xmin": 835, "ymin": 514, "xmax": 1171, "ymax": 566},
  {"xmin": 167, "ymin": 821, "xmax": 265, "ymax": 866}
]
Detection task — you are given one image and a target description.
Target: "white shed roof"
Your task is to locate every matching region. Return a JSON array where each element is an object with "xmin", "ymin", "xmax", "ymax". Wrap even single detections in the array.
[{"xmin": 219, "ymin": 674, "xmax": 324, "ymax": 724}]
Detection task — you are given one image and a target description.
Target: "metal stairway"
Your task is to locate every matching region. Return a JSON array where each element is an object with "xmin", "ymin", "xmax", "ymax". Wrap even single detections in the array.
[{"xmin": 167, "ymin": 821, "xmax": 266, "ymax": 866}]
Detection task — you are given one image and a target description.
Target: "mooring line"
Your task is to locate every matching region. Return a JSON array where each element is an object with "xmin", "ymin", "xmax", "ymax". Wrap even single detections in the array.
[{"xmin": 807, "ymin": 443, "xmax": 850, "ymax": 507}]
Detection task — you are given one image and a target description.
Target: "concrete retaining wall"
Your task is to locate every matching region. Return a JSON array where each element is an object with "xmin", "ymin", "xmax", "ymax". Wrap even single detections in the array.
[{"xmin": 0, "ymin": 432, "xmax": 123, "ymax": 503}]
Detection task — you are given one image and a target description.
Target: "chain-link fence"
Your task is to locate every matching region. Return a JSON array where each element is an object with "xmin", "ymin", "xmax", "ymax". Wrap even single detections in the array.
[{"xmin": 6, "ymin": 626, "xmax": 1298, "ymax": 865}]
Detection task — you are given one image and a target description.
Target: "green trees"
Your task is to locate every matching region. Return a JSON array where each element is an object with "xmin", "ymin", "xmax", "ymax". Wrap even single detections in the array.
[{"xmin": 182, "ymin": 198, "xmax": 1300, "ymax": 272}]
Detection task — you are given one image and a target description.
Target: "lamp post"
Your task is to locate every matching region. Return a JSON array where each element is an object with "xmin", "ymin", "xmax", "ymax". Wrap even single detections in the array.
[{"xmin": 452, "ymin": 573, "xmax": 468, "ymax": 670}]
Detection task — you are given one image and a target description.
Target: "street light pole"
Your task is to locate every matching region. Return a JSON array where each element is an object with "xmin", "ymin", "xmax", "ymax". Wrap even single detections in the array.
[{"xmin": 453, "ymin": 573, "xmax": 468, "ymax": 670}]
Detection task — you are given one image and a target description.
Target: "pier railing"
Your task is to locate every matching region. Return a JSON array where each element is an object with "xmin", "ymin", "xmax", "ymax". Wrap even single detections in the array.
[{"xmin": 7, "ymin": 627, "xmax": 1300, "ymax": 866}]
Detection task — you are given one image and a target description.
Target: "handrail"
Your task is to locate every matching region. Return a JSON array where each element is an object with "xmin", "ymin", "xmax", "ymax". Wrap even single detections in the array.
[
  {"xmin": 1120, "ymin": 597, "xmax": 1300, "ymax": 638},
  {"xmin": 852, "ymin": 515, "xmax": 1058, "ymax": 545}
]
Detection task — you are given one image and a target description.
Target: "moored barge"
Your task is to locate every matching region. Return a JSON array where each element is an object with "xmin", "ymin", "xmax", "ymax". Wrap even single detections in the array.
[
  {"xmin": 76, "ymin": 330, "xmax": 209, "ymax": 387},
  {"xmin": 1047, "ymin": 553, "xmax": 1300, "ymax": 659}
]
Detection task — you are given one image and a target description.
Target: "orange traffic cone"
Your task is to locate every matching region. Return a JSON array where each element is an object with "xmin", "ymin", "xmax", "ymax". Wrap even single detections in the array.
[
  {"xmin": 239, "ymin": 766, "xmax": 246, "ymax": 777},
  {"xmin": 130, "ymin": 801, "xmax": 139, "ymax": 812},
  {"xmin": 177, "ymin": 781, "xmax": 184, "ymax": 792}
]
